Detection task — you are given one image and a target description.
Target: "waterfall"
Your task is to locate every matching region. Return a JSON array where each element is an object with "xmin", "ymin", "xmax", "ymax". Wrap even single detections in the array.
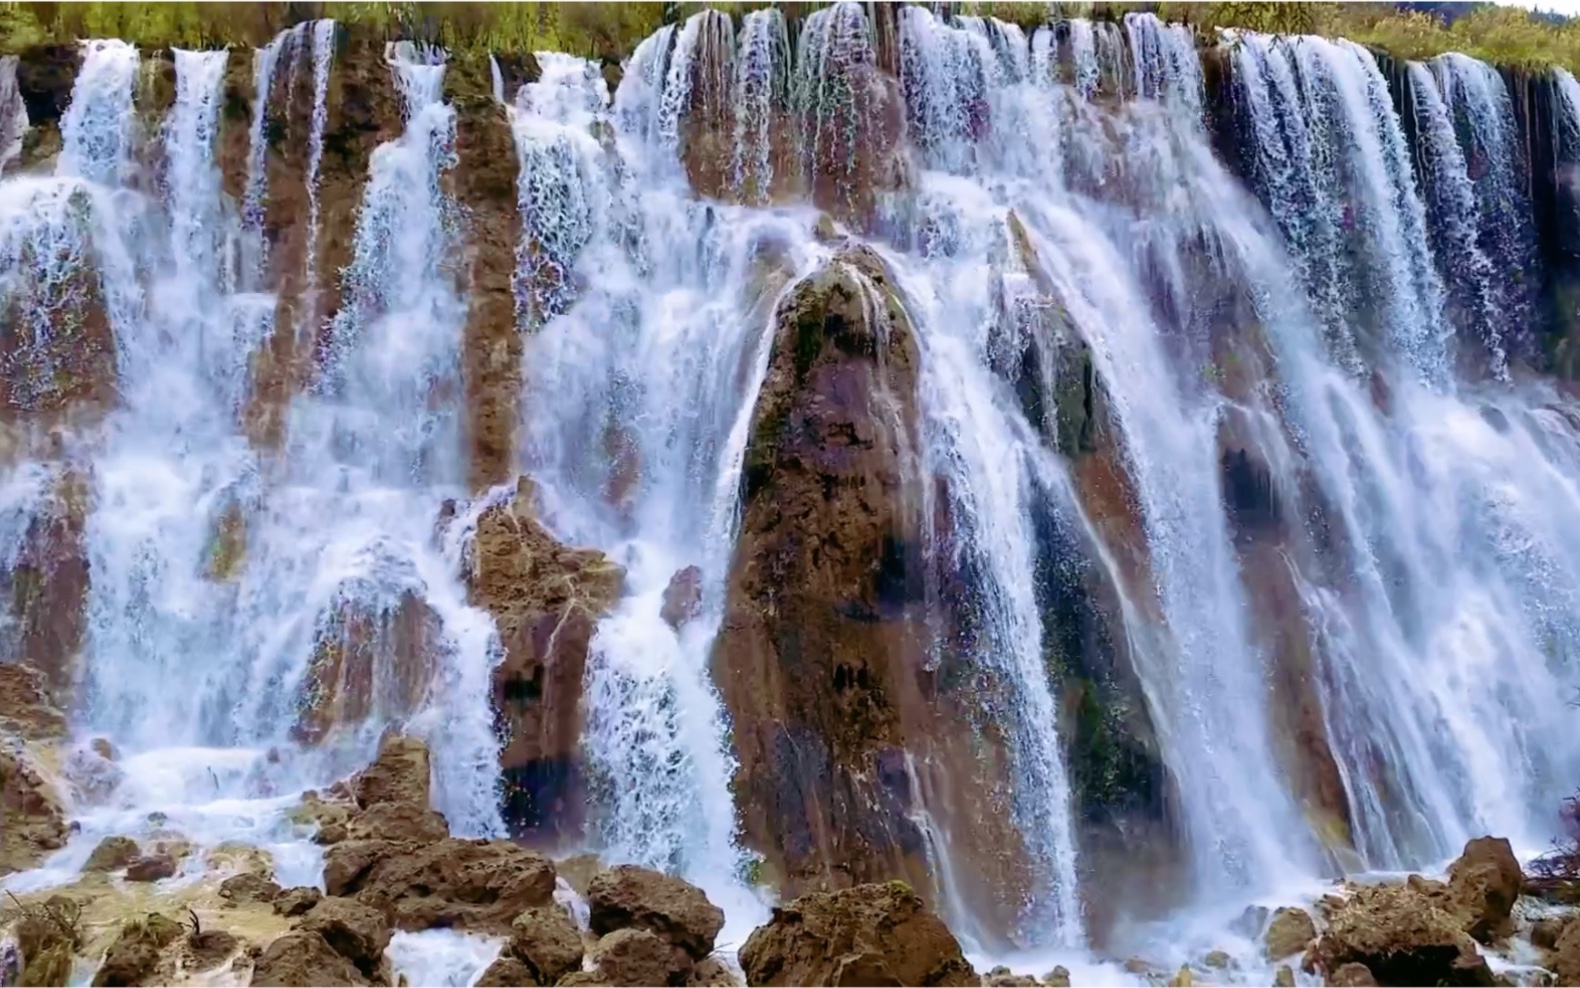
[
  {"xmin": 14, "ymin": 7, "xmax": 1580, "ymax": 982},
  {"xmin": 303, "ymin": 19, "xmax": 335, "ymax": 301},
  {"xmin": 241, "ymin": 25, "xmax": 293, "ymax": 287},
  {"xmin": 58, "ymin": 40, "xmax": 139, "ymax": 188},
  {"xmin": 512, "ymin": 46, "xmax": 781, "ymax": 944},
  {"xmin": 1407, "ymin": 61, "xmax": 1504, "ymax": 375}
]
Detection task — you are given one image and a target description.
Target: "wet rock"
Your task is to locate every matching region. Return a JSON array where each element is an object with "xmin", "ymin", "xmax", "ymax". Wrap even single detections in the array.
[
  {"xmin": 738, "ymin": 881, "xmax": 977, "ymax": 987},
  {"xmin": 1551, "ymin": 918, "xmax": 1580, "ymax": 986},
  {"xmin": 353, "ymin": 734, "xmax": 431, "ymax": 810},
  {"xmin": 1166, "ymin": 966, "xmax": 1193, "ymax": 987},
  {"xmin": 1044, "ymin": 966, "xmax": 1071, "ymax": 988},
  {"xmin": 297, "ymin": 897, "xmax": 392, "ymax": 980},
  {"xmin": 717, "ymin": 249, "xmax": 944, "ymax": 900},
  {"xmin": 474, "ymin": 955, "xmax": 536, "ymax": 988},
  {"xmin": 289, "ymin": 789, "xmax": 354, "ymax": 843},
  {"xmin": 986, "ymin": 965, "xmax": 1039, "ymax": 986},
  {"xmin": 11, "ymin": 893, "xmax": 81, "ymax": 985},
  {"xmin": 293, "ymin": 594, "xmax": 440, "ymax": 746},
  {"xmin": 323, "ymin": 836, "xmax": 557, "ymax": 934},
  {"xmin": 183, "ymin": 928, "xmax": 241, "ymax": 973},
  {"xmin": 661, "ymin": 565, "xmax": 704, "ymax": 631},
  {"xmin": 447, "ymin": 64, "xmax": 524, "ymax": 493},
  {"xmin": 1266, "ymin": 906, "xmax": 1317, "ymax": 959},
  {"xmin": 1531, "ymin": 915, "xmax": 1568, "ymax": 950},
  {"xmin": 587, "ymin": 864, "xmax": 725, "ymax": 962},
  {"xmin": 1307, "ymin": 882, "xmax": 1494, "ymax": 986},
  {"xmin": 1328, "ymin": 961, "xmax": 1380, "ymax": 987},
  {"xmin": 204, "ymin": 841, "xmax": 277, "ymax": 879},
  {"xmin": 273, "ymin": 886, "xmax": 324, "ymax": 918},
  {"xmin": 249, "ymin": 930, "xmax": 368, "ymax": 987},
  {"xmin": 588, "ymin": 927, "xmax": 691, "ymax": 987},
  {"xmin": 688, "ymin": 956, "xmax": 740, "ymax": 987},
  {"xmin": 91, "ymin": 913, "xmax": 183, "ymax": 987},
  {"xmin": 343, "ymin": 799, "xmax": 450, "ymax": 844},
  {"xmin": 1274, "ymin": 965, "xmax": 1295, "ymax": 987},
  {"xmin": 220, "ymin": 872, "xmax": 282, "ymax": 905},
  {"xmin": 0, "ymin": 745, "xmax": 68, "ymax": 878},
  {"xmin": 554, "ymin": 852, "xmax": 604, "ymax": 895},
  {"xmin": 1447, "ymin": 836, "xmax": 1523, "ymax": 943},
  {"xmin": 464, "ymin": 475, "xmax": 624, "ymax": 845},
  {"xmin": 1204, "ymin": 949, "xmax": 1231, "ymax": 968},
  {"xmin": 502, "ymin": 904, "xmax": 584, "ymax": 986},
  {"xmin": 125, "ymin": 854, "xmax": 178, "ymax": 883},
  {"xmin": 0, "ymin": 662, "xmax": 66, "ymax": 739},
  {"xmin": 83, "ymin": 836, "xmax": 142, "ymax": 874}
]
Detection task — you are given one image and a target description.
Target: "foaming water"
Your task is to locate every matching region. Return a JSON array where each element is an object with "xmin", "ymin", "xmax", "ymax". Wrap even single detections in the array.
[
  {"xmin": 387, "ymin": 929, "xmax": 505, "ymax": 987},
  {"xmin": 511, "ymin": 43, "xmax": 788, "ymax": 944},
  {"xmin": 3, "ymin": 37, "xmax": 503, "ymax": 898}
]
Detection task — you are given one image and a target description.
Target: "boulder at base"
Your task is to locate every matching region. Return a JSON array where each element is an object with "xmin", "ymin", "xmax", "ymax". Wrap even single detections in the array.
[
  {"xmin": 587, "ymin": 864, "xmax": 726, "ymax": 962},
  {"xmin": 249, "ymin": 930, "xmax": 369, "ymax": 987},
  {"xmin": 0, "ymin": 742, "xmax": 69, "ymax": 876},
  {"xmin": 322, "ymin": 836, "xmax": 558, "ymax": 934},
  {"xmin": 1306, "ymin": 882, "xmax": 1494, "ymax": 987},
  {"xmin": 738, "ymin": 881, "xmax": 978, "ymax": 987},
  {"xmin": 1444, "ymin": 836, "xmax": 1522, "ymax": 943}
]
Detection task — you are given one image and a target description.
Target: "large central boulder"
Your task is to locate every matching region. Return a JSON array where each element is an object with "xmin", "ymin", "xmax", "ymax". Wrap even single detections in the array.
[
  {"xmin": 1305, "ymin": 878, "xmax": 1495, "ymax": 987},
  {"xmin": 738, "ymin": 881, "xmax": 978, "ymax": 987},
  {"xmin": 712, "ymin": 248, "xmax": 933, "ymax": 897},
  {"xmin": 461, "ymin": 475, "xmax": 624, "ymax": 845}
]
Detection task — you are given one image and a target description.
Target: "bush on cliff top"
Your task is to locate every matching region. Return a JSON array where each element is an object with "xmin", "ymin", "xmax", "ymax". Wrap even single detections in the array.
[{"xmin": 3, "ymin": 2, "xmax": 1579, "ymax": 82}]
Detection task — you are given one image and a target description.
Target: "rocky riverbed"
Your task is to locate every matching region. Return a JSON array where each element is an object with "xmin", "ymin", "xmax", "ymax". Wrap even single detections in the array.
[{"xmin": 3, "ymin": 653, "xmax": 1577, "ymax": 987}]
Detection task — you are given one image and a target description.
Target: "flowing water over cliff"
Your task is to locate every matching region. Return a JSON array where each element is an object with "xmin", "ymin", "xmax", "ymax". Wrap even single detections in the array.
[{"xmin": 7, "ymin": 3, "xmax": 1580, "ymax": 982}]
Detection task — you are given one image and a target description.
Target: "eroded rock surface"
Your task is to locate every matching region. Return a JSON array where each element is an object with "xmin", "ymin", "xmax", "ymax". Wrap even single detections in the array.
[
  {"xmin": 0, "ymin": 741, "xmax": 69, "ymax": 877},
  {"xmin": 737, "ymin": 881, "xmax": 978, "ymax": 987},
  {"xmin": 587, "ymin": 864, "xmax": 726, "ymax": 963},
  {"xmin": 462, "ymin": 475, "xmax": 624, "ymax": 844}
]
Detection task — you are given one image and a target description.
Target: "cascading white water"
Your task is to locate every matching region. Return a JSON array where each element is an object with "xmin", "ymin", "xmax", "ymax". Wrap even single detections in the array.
[
  {"xmin": 730, "ymin": 7, "xmax": 787, "ymax": 203},
  {"xmin": 1407, "ymin": 60, "xmax": 1504, "ymax": 375},
  {"xmin": 1230, "ymin": 32, "xmax": 1448, "ymax": 383},
  {"xmin": 0, "ymin": 55, "xmax": 25, "ymax": 174},
  {"xmin": 511, "ymin": 43, "xmax": 793, "ymax": 943},
  {"xmin": 1229, "ymin": 29, "xmax": 1580, "ymax": 877},
  {"xmin": 0, "ymin": 35, "xmax": 504, "ymax": 908},
  {"xmin": 303, "ymin": 20, "xmax": 335, "ymax": 300},
  {"xmin": 241, "ymin": 25, "xmax": 294, "ymax": 287},
  {"xmin": 1429, "ymin": 52, "xmax": 1537, "ymax": 369}
]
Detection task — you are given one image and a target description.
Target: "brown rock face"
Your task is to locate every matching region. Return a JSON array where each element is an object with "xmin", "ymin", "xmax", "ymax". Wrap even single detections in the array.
[
  {"xmin": 291, "ymin": 589, "xmax": 440, "ymax": 746},
  {"xmin": 662, "ymin": 565, "xmax": 704, "ymax": 631},
  {"xmin": 0, "ymin": 660, "xmax": 66, "ymax": 740},
  {"xmin": 352, "ymin": 733, "xmax": 432, "ymax": 810},
  {"xmin": 586, "ymin": 864, "xmax": 726, "ymax": 963},
  {"xmin": 1264, "ymin": 906, "xmax": 1316, "ymax": 959},
  {"xmin": 3, "ymin": 470, "xmax": 91, "ymax": 706},
  {"xmin": 447, "ymin": 54, "xmax": 525, "ymax": 494},
  {"xmin": 1551, "ymin": 918, "xmax": 1580, "ymax": 986},
  {"xmin": 0, "ymin": 743, "xmax": 69, "ymax": 877},
  {"xmin": 296, "ymin": 896, "xmax": 392, "ymax": 980},
  {"xmin": 587, "ymin": 927, "xmax": 692, "ymax": 987},
  {"xmin": 1445, "ymin": 836, "xmax": 1522, "ymax": 943},
  {"xmin": 501, "ymin": 905, "xmax": 585, "ymax": 986},
  {"xmin": 1306, "ymin": 882, "xmax": 1494, "ymax": 987},
  {"xmin": 92, "ymin": 913, "xmax": 184, "ymax": 987},
  {"xmin": 715, "ymin": 249, "xmax": 946, "ymax": 902},
  {"xmin": 462, "ymin": 475, "xmax": 624, "ymax": 844},
  {"xmin": 124, "ymin": 853, "xmax": 178, "ymax": 883},
  {"xmin": 738, "ymin": 881, "xmax": 978, "ymax": 988},
  {"xmin": 322, "ymin": 836, "xmax": 558, "ymax": 934},
  {"xmin": 249, "ymin": 930, "xmax": 369, "ymax": 987}
]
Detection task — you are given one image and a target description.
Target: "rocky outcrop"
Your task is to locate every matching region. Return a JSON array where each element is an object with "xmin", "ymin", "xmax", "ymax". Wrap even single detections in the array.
[
  {"xmin": 498, "ymin": 904, "xmax": 584, "ymax": 986},
  {"xmin": 323, "ymin": 836, "xmax": 558, "ymax": 934},
  {"xmin": 587, "ymin": 864, "xmax": 726, "ymax": 963},
  {"xmin": 447, "ymin": 52, "xmax": 526, "ymax": 494},
  {"xmin": 713, "ymin": 249, "xmax": 931, "ymax": 899},
  {"xmin": 291, "ymin": 589, "xmax": 440, "ymax": 745},
  {"xmin": 662, "ymin": 565, "xmax": 704, "ymax": 631},
  {"xmin": 295, "ymin": 897, "xmax": 391, "ymax": 981},
  {"xmin": 461, "ymin": 475, "xmax": 624, "ymax": 844},
  {"xmin": 1304, "ymin": 878, "xmax": 1494, "ymax": 986},
  {"xmin": 249, "ymin": 930, "xmax": 369, "ymax": 987},
  {"xmin": 2, "ymin": 470, "xmax": 91, "ymax": 706},
  {"xmin": 584, "ymin": 927, "xmax": 692, "ymax": 987},
  {"xmin": 0, "ymin": 740, "xmax": 68, "ymax": 876},
  {"xmin": 1445, "ymin": 836, "xmax": 1523, "ymax": 943},
  {"xmin": 737, "ymin": 881, "xmax": 978, "ymax": 988},
  {"xmin": 1264, "ymin": 906, "xmax": 1316, "ymax": 959},
  {"xmin": 0, "ymin": 659, "xmax": 66, "ymax": 740},
  {"xmin": 92, "ymin": 913, "xmax": 184, "ymax": 987},
  {"xmin": 244, "ymin": 23, "xmax": 402, "ymax": 452}
]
